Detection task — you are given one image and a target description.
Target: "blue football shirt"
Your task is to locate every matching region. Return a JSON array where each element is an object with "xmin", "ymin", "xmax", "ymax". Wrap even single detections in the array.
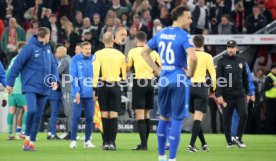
[{"xmin": 147, "ymin": 26, "xmax": 193, "ymax": 85}]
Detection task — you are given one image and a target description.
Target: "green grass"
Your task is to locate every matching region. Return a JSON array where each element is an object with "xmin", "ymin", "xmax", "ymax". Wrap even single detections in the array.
[{"xmin": 0, "ymin": 133, "xmax": 275, "ymax": 161}]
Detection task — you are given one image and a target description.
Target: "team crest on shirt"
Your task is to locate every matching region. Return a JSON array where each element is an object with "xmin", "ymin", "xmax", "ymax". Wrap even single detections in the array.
[{"xmin": 239, "ymin": 63, "xmax": 243, "ymax": 69}]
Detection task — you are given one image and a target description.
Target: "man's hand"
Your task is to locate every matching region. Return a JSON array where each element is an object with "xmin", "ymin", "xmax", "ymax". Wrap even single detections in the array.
[
  {"xmin": 217, "ymin": 96, "xmax": 225, "ymax": 105},
  {"xmin": 246, "ymin": 95, "xmax": 250, "ymax": 103},
  {"xmin": 75, "ymin": 92, "xmax": 80, "ymax": 105},
  {"xmin": 6, "ymin": 85, "xmax": 13, "ymax": 94},
  {"xmin": 250, "ymin": 95, "xmax": 256, "ymax": 102},
  {"xmin": 51, "ymin": 82, "xmax": 58, "ymax": 90},
  {"xmin": 93, "ymin": 91, "xmax": 98, "ymax": 101}
]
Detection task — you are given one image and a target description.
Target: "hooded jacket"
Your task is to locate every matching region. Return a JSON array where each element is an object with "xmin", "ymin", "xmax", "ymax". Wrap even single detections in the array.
[{"xmin": 7, "ymin": 35, "xmax": 58, "ymax": 96}]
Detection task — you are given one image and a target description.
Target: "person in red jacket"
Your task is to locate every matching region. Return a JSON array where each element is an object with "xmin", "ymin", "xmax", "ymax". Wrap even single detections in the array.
[
  {"xmin": 264, "ymin": 0, "xmax": 276, "ymax": 20},
  {"xmin": 0, "ymin": 18, "xmax": 4, "ymax": 40}
]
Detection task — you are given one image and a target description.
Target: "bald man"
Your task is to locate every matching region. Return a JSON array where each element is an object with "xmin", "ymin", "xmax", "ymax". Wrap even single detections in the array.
[
  {"xmin": 55, "ymin": 46, "xmax": 73, "ymax": 140},
  {"xmin": 93, "ymin": 32, "xmax": 126, "ymax": 150}
]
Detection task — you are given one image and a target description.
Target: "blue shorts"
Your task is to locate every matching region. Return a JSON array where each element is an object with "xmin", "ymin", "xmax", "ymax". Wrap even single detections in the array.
[{"xmin": 158, "ymin": 83, "xmax": 190, "ymax": 120}]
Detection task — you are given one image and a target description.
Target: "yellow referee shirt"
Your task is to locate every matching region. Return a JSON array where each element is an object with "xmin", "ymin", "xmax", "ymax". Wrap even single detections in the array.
[
  {"xmin": 93, "ymin": 48, "xmax": 126, "ymax": 86},
  {"xmin": 127, "ymin": 47, "xmax": 161, "ymax": 79},
  {"xmin": 188, "ymin": 50, "xmax": 216, "ymax": 90}
]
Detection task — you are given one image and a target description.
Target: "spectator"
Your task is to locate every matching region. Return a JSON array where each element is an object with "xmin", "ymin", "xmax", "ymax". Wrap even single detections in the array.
[
  {"xmin": 124, "ymin": 26, "xmax": 137, "ymax": 56},
  {"xmin": 109, "ymin": 0, "xmax": 131, "ymax": 18},
  {"xmin": 190, "ymin": 0, "xmax": 209, "ymax": 34},
  {"xmin": 246, "ymin": 4, "xmax": 267, "ymax": 34},
  {"xmin": 217, "ymin": 14, "xmax": 236, "ymax": 53},
  {"xmin": 39, "ymin": 8, "xmax": 52, "ymax": 26},
  {"xmin": 264, "ymin": 0, "xmax": 276, "ymax": 20},
  {"xmin": 64, "ymin": 22, "xmax": 80, "ymax": 57},
  {"xmin": 73, "ymin": 11, "xmax": 83, "ymax": 32},
  {"xmin": 152, "ymin": 19, "xmax": 162, "ymax": 37},
  {"xmin": 73, "ymin": 0, "xmax": 88, "ymax": 16},
  {"xmin": 1, "ymin": 17, "xmax": 25, "ymax": 63},
  {"xmin": 91, "ymin": 13, "xmax": 103, "ymax": 41},
  {"xmin": 47, "ymin": 14, "xmax": 61, "ymax": 45},
  {"xmin": 131, "ymin": 0, "xmax": 143, "ymax": 15},
  {"xmin": 132, "ymin": 14, "xmax": 149, "ymax": 37},
  {"xmin": 0, "ymin": 18, "xmax": 4, "ymax": 40},
  {"xmin": 121, "ymin": 12, "xmax": 131, "ymax": 29},
  {"xmin": 85, "ymin": 0, "xmax": 106, "ymax": 21},
  {"xmin": 24, "ymin": 0, "xmax": 43, "ymax": 21},
  {"xmin": 231, "ymin": 1, "xmax": 247, "ymax": 33},
  {"xmin": 259, "ymin": 1, "xmax": 273, "ymax": 24},
  {"xmin": 210, "ymin": 0, "xmax": 230, "ymax": 34},
  {"xmin": 263, "ymin": 64, "xmax": 276, "ymax": 134},
  {"xmin": 26, "ymin": 19, "xmax": 39, "ymax": 42},
  {"xmin": 114, "ymin": 18, "xmax": 122, "ymax": 29},
  {"xmin": 141, "ymin": 10, "xmax": 152, "ymax": 34},
  {"xmin": 99, "ymin": 16, "xmax": 114, "ymax": 42},
  {"xmin": 159, "ymin": 7, "xmax": 172, "ymax": 27},
  {"xmin": 79, "ymin": 17, "xmax": 93, "ymax": 41}
]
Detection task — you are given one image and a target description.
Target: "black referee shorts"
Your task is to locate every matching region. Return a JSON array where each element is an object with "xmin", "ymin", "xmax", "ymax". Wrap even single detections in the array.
[
  {"xmin": 98, "ymin": 81, "xmax": 121, "ymax": 112},
  {"xmin": 189, "ymin": 84, "xmax": 209, "ymax": 113},
  {"xmin": 132, "ymin": 79, "xmax": 154, "ymax": 110}
]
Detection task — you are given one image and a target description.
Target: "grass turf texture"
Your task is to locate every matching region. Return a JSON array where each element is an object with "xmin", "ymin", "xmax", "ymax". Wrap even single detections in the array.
[{"xmin": 0, "ymin": 133, "xmax": 275, "ymax": 161}]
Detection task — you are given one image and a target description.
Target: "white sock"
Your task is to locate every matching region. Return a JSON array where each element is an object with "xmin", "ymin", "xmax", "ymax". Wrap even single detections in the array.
[
  {"xmin": 48, "ymin": 132, "xmax": 52, "ymax": 136},
  {"xmin": 25, "ymin": 136, "xmax": 30, "ymax": 140},
  {"xmin": 169, "ymin": 159, "xmax": 176, "ymax": 161},
  {"xmin": 159, "ymin": 155, "xmax": 166, "ymax": 161}
]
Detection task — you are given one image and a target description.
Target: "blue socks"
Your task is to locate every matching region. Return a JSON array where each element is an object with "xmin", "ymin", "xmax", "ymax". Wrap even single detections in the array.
[
  {"xmin": 157, "ymin": 120, "xmax": 169, "ymax": 156},
  {"xmin": 231, "ymin": 109, "xmax": 239, "ymax": 137},
  {"xmin": 169, "ymin": 119, "xmax": 183, "ymax": 160}
]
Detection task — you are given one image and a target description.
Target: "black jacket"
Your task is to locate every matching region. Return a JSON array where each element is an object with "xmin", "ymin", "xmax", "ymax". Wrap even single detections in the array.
[{"xmin": 215, "ymin": 54, "xmax": 249, "ymax": 99}]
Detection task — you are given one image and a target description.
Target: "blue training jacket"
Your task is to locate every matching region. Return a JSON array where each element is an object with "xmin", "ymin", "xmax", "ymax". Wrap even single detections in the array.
[
  {"xmin": 69, "ymin": 53, "xmax": 93, "ymax": 98},
  {"xmin": 0, "ymin": 62, "xmax": 6, "ymax": 87},
  {"xmin": 245, "ymin": 63, "xmax": 255, "ymax": 96},
  {"xmin": 7, "ymin": 35, "xmax": 58, "ymax": 96}
]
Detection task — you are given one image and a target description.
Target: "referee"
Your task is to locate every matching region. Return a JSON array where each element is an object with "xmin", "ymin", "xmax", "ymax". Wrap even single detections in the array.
[
  {"xmin": 93, "ymin": 32, "xmax": 126, "ymax": 151},
  {"xmin": 127, "ymin": 31, "xmax": 161, "ymax": 150},
  {"xmin": 187, "ymin": 35, "xmax": 216, "ymax": 152}
]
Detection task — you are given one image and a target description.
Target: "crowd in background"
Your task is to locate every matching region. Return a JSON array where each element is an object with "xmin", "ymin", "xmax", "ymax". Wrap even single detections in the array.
[{"xmin": 0, "ymin": 0, "xmax": 276, "ymax": 135}]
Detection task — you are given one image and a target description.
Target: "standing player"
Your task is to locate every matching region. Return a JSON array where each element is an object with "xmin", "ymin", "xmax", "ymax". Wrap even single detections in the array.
[
  {"xmin": 93, "ymin": 32, "xmax": 126, "ymax": 151},
  {"xmin": 6, "ymin": 41, "xmax": 28, "ymax": 140},
  {"xmin": 69, "ymin": 41, "xmax": 95, "ymax": 148},
  {"xmin": 187, "ymin": 35, "xmax": 216, "ymax": 152},
  {"xmin": 6, "ymin": 27, "xmax": 59, "ymax": 151},
  {"xmin": 141, "ymin": 6, "xmax": 198, "ymax": 161},
  {"xmin": 127, "ymin": 31, "xmax": 161, "ymax": 150}
]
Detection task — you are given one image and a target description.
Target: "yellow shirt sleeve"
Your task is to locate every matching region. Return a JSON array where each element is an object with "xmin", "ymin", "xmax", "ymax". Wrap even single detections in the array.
[
  {"xmin": 127, "ymin": 50, "xmax": 133, "ymax": 68},
  {"xmin": 207, "ymin": 55, "xmax": 216, "ymax": 90},
  {"xmin": 121, "ymin": 54, "xmax": 127, "ymax": 80},
  {"xmin": 93, "ymin": 52, "xmax": 101, "ymax": 87}
]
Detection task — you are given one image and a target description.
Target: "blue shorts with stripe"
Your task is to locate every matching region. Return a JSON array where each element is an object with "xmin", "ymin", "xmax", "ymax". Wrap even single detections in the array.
[{"xmin": 158, "ymin": 83, "xmax": 190, "ymax": 120}]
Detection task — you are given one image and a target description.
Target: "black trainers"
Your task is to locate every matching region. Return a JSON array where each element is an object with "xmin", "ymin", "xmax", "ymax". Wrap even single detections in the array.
[
  {"xmin": 234, "ymin": 138, "xmax": 247, "ymax": 148},
  {"xmin": 202, "ymin": 144, "xmax": 209, "ymax": 152},
  {"xmin": 109, "ymin": 144, "xmax": 118, "ymax": 151},
  {"xmin": 227, "ymin": 142, "xmax": 233, "ymax": 148},
  {"xmin": 101, "ymin": 144, "xmax": 109, "ymax": 151},
  {"xmin": 47, "ymin": 135, "xmax": 51, "ymax": 140},
  {"xmin": 50, "ymin": 135, "xmax": 61, "ymax": 140},
  {"xmin": 187, "ymin": 145, "xmax": 199, "ymax": 152},
  {"xmin": 132, "ymin": 144, "xmax": 148, "ymax": 151},
  {"xmin": 63, "ymin": 133, "xmax": 71, "ymax": 140}
]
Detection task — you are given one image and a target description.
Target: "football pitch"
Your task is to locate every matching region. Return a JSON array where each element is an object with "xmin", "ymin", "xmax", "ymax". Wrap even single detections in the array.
[{"xmin": 0, "ymin": 133, "xmax": 275, "ymax": 161}]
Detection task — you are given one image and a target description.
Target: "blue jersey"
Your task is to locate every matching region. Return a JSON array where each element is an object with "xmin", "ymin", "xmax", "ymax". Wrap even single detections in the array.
[{"xmin": 147, "ymin": 27, "xmax": 193, "ymax": 85}]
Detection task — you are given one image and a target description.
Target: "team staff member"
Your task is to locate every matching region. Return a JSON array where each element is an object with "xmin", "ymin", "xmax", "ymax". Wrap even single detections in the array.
[
  {"xmin": 127, "ymin": 31, "xmax": 161, "ymax": 150},
  {"xmin": 215, "ymin": 40, "xmax": 249, "ymax": 148},
  {"xmin": 93, "ymin": 32, "xmax": 126, "ymax": 151},
  {"xmin": 55, "ymin": 46, "xmax": 72, "ymax": 140},
  {"xmin": 114, "ymin": 27, "xmax": 128, "ymax": 53},
  {"xmin": 6, "ymin": 27, "xmax": 59, "ymax": 151},
  {"xmin": 263, "ymin": 64, "xmax": 276, "ymax": 134},
  {"xmin": 69, "ymin": 41, "xmax": 95, "ymax": 149},
  {"xmin": 187, "ymin": 35, "xmax": 216, "ymax": 152}
]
